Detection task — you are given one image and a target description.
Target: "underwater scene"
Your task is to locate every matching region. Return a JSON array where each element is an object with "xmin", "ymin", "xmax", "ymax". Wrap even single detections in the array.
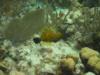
[{"xmin": 0, "ymin": 0, "xmax": 100, "ymax": 75}]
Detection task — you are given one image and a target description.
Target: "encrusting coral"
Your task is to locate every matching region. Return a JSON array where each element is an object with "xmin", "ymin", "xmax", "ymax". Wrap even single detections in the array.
[
  {"xmin": 80, "ymin": 47, "xmax": 99, "ymax": 60},
  {"xmin": 80, "ymin": 47, "xmax": 100, "ymax": 74},
  {"xmin": 57, "ymin": 55, "xmax": 79, "ymax": 75}
]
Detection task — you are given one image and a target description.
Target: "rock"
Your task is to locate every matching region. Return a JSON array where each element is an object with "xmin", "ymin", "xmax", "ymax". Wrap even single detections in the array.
[
  {"xmin": 0, "ymin": 70, "xmax": 5, "ymax": 75},
  {"xmin": 84, "ymin": 72, "xmax": 96, "ymax": 75},
  {"xmin": 0, "ymin": 61, "xmax": 8, "ymax": 72},
  {"xmin": 9, "ymin": 70, "xmax": 25, "ymax": 75},
  {"xmin": 0, "ymin": 48, "xmax": 6, "ymax": 60},
  {"xmin": 38, "ymin": 72, "xmax": 54, "ymax": 75},
  {"xmin": 4, "ymin": 57, "xmax": 16, "ymax": 69}
]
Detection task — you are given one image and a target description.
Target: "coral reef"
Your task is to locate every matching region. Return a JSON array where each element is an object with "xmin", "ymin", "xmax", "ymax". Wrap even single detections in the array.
[
  {"xmin": 0, "ymin": 0, "xmax": 100, "ymax": 75},
  {"xmin": 59, "ymin": 7, "xmax": 100, "ymax": 51},
  {"xmin": 0, "ymin": 39, "xmax": 79, "ymax": 75}
]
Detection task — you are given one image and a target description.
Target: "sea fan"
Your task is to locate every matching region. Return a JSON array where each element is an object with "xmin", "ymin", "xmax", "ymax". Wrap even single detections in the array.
[{"xmin": 3, "ymin": 9, "xmax": 47, "ymax": 43}]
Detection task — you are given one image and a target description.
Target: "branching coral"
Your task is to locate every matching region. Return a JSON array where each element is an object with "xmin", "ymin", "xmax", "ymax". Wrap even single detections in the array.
[{"xmin": 74, "ymin": 7, "xmax": 100, "ymax": 50}]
